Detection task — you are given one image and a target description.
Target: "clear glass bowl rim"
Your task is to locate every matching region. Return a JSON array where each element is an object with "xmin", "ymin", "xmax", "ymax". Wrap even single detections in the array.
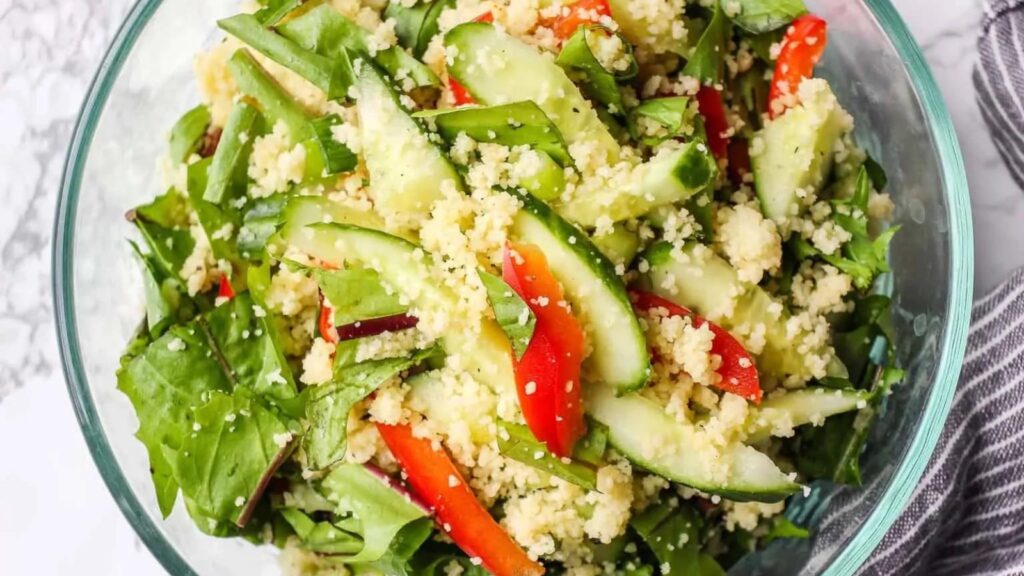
[{"xmin": 52, "ymin": 1, "xmax": 974, "ymax": 574}]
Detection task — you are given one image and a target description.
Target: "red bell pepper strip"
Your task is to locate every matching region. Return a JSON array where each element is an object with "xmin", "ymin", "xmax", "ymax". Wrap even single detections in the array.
[
  {"xmin": 630, "ymin": 290, "xmax": 762, "ymax": 403},
  {"xmin": 768, "ymin": 14, "xmax": 828, "ymax": 119},
  {"xmin": 727, "ymin": 138, "xmax": 752, "ymax": 186},
  {"xmin": 696, "ymin": 86, "xmax": 730, "ymax": 162},
  {"xmin": 503, "ymin": 243, "xmax": 586, "ymax": 458},
  {"xmin": 376, "ymin": 423, "xmax": 545, "ymax": 576},
  {"xmin": 317, "ymin": 292, "xmax": 339, "ymax": 343},
  {"xmin": 448, "ymin": 77, "xmax": 475, "ymax": 106},
  {"xmin": 542, "ymin": 0, "xmax": 612, "ymax": 41},
  {"xmin": 335, "ymin": 313, "xmax": 419, "ymax": 341},
  {"xmin": 217, "ymin": 276, "xmax": 235, "ymax": 301},
  {"xmin": 474, "ymin": 10, "xmax": 494, "ymax": 23}
]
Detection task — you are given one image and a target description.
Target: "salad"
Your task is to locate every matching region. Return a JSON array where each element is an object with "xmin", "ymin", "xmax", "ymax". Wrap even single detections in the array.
[{"xmin": 119, "ymin": 0, "xmax": 904, "ymax": 573}]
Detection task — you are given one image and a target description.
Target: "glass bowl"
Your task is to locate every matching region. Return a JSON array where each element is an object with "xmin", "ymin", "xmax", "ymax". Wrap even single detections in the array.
[{"xmin": 53, "ymin": 0, "xmax": 973, "ymax": 574}]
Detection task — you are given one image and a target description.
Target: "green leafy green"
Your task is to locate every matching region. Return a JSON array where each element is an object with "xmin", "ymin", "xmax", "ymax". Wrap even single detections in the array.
[
  {"xmin": 255, "ymin": 0, "xmax": 305, "ymax": 26},
  {"xmin": 626, "ymin": 96, "xmax": 698, "ymax": 145},
  {"xmin": 128, "ymin": 188, "xmax": 195, "ymax": 282},
  {"xmin": 219, "ymin": 14, "xmax": 354, "ymax": 101},
  {"xmin": 228, "ymin": 49, "xmax": 316, "ymax": 141},
  {"xmin": 797, "ymin": 363, "xmax": 904, "ymax": 485},
  {"xmin": 413, "ymin": 554, "xmax": 491, "ymax": 576},
  {"xmin": 279, "ymin": 508, "xmax": 364, "ymax": 554},
  {"xmin": 187, "ymin": 157, "xmax": 244, "ymax": 264},
  {"xmin": 320, "ymin": 464, "xmax": 430, "ymax": 562},
  {"xmin": 762, "ymin": 516, "xmax": 810, "ymax": 545},
  {"xmin": 117, "ymin": 325, "xmax": 233, "ymax": 517},
  {"xmin": 384, "ymin": 0, "xmax": 455, "ymax": 57},
  {"xmin": 863, "ymin": 153, "xmax": 888, "ymax": 191},
  {"xmin": 631, "ymin": 503, "xmax": 725, "ymax": 576},
  {"xmin": 169, "ymin": 105, "xmax": 211, "ymax": 163},
  {"xmin": 304, "ymin": 347, "xmax": 440, "ymax": 471},
  {"xmin": 129, "ymin": 241, "xmax": 183, "ymax": 337},
  {"xmin": 278, "ymin": 4, "xmax": 439, "ymax": 89},
  {"xmin": 237, "ymin": 193, "xmax": 289, "ymax": 260},
  {"xmin": 419, "ymin": 101, "xmax": 573, "ymax": 167},
  {"xmin": 313, "ymin": 268, "xmax": 408, "ymax": 327},
  {"xmin": 557, "ymin": 26, "xmax": 637, "ymax": 114},
  {"xmin": 360, "ymin": 518, "xmax": 436, "ymax": 575},
  {"xmin": 204, "ymin": 101, "xmax": 263, "ymax": 205},
  {"xmin": 309, "ymin": 114, "xmax": 359, "ymax": 175},
  {"xmin": 479, "ymin": 271, "xmax": 536, "ymax": 359},
  {"xmin": 734, "ymin": 62, "xmax": 771, "ymax": 131},
  {"xmin": 204, "ymin": 293, "xmax": 301, "ymax": 410},
  {"xmin": 497, "ymin": 421, "xmax": 598, "ymax": 490},
  {"xmin": 683, "ymin": 3, "xmax": 732, "ymax": 85},
  {"xmin": 169, "ymin": 388, "xmax": 294, "ymax": 527},
  {"xmin": 572, "ymin": 418, "xmax": 609, "ymax": 465},
  {"xmin": 731, "ymin": 0, "xmax": 807, "ymax": 34},
  {"xmin": 791, "ymin": 167, "xmax": 900, "ymax": 291}
]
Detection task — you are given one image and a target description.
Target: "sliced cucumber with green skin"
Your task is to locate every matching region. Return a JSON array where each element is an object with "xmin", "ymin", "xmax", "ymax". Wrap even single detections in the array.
[
  {"xmin": 590, "ymin": 224, "xmax": 640, "ymax": 268},
  {"xmin": 558, "ymin": 139, "xmax": 718, "ymax": 227},
  {"xmin": 586, "ymin": 384, "xmax": 801, "ymax": 502},
  {"xmin": 271, "ymin": 195, "xmax": 391, "ymax": 258},
  {"xmin": 282, "ymin": 222, "xmax": 516, "ymax": 396},
  {"xmin": 507, "ymin": 189, "xmax": 650, "ymax": 392},
  {"xmin": 355, "ymin": 64, "xmax": 463, "ymax": 222},
  {"xmin": 752, "ymin": 79, "xmax": 849, "ymax": 224},
  {"xmin": 746, "ymin": 388, "xmax": 871, "ymax": 443},
  {"xmin": 444, "ymin": 22, "xmax": 620, "ymax": 165},
  {"xmin": 643, "ymin": 242, "xmax": 839, "ymax": 381}
]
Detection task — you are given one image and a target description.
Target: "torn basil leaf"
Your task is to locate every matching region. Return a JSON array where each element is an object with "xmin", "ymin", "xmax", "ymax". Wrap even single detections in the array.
[
  {"xmin": 497, "ymin": 421, "xmax": 598, "ymax": 490},
  {"xmin": 313, "ymin": 268, "xmax": 409, "ymax": 327},
  {"xmin": 626, "ymin": 96, "xmax": 698, "ymax": 145},
  {"xmin": 169, "ymin": 104, "xmax": 211, "ymax": 163},
  {"xmin": 557, "ymin": 26, "xmax": 637, "ymax": 115},
  {"xmin": 479, "ymin": 270, "xmax": 536, "ymax": 359},
  {"xmin": 682, "ymin": 3, "xmax": 732, "ymax": 86},
  {"xmin": 731, "ymin": 0, "xmax": 807, "ymax": 34},
  {"xmin": 320, "ymin": 464, "xmax": 430, "ymax": 563},
  {"xmin": 304, "ymin": 347, "xmax": 440, "ymax": 471}
]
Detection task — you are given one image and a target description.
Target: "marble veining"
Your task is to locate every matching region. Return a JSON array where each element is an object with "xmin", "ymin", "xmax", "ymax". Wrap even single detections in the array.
[{"xmin": 0, "ymin": 0, "xmax": 1021, "ymax": 574}]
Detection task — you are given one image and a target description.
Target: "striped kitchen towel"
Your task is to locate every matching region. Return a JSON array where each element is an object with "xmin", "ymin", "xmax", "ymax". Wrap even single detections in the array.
[
  {"xmin": 975, "ymin": 0, "xmax": 1024, "ymax": 191},
  {"xmin": 854, "ymin": 4, "xmax": 1024, "ymax": 572},
  {"xmin": 858, "ymin": 272, "xmax": 1024, "ymax": 574}
]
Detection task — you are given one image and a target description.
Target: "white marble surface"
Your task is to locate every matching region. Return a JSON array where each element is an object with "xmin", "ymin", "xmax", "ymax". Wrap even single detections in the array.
[{"xmin": 0, "ymin": 0, "xmax": 1022, "ymax": 574}]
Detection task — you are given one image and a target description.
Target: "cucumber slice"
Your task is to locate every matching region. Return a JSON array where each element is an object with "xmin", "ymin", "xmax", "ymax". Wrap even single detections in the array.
[
  {"xmin": 746, "ymin": 388, "xmax": 871, "ymax": 443},
  {"xmin": 508, "ymin": 189, "xmax": 649, "ymax": 392},
  {"xmin": 274, "ymin": 195, "xmax": 386, "ymax": 252},
  {"xmin": 644, "ymin": 242, "xmax": 835, "ymax": 381},
  {"xmin": 590, "ymin": 224, "xmax": 639, "ymax": 267},
  {"xmin": 417, "ymin": 101, "xmax": 573, "ymax": 167},
  {"xmin": 558, "ymin": 139, "xmax": 717, "ymax": 227},
  {"xmin": 752, "ymin": 79, "xmax": 849, "ymax": 223},
  {"xmin": 444, "ymin": 22, "xmax": 620, "ymax": 165},
  {"xmin": 282, "ymin": 222, "xmax": 515, "ymax": 395},
  {"xmin": 586, "ymin": 384, "xmax": 801, "ymax": 502},
  {"xmin": 355, "ymin": 64, "xmax": 463, "ymax": 222}
]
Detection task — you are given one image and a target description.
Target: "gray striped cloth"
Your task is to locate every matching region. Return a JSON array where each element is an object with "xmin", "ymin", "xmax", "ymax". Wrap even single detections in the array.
[{"xmin": 858, "ymin": 4, "xmax": 1024, "ymax": 572}]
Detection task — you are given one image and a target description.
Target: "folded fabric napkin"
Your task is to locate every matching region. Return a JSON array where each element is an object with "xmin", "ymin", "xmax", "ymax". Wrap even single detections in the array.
[{"xmin": 865, "ymin": 3, "xmax": 1024, "ymax": 573}]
